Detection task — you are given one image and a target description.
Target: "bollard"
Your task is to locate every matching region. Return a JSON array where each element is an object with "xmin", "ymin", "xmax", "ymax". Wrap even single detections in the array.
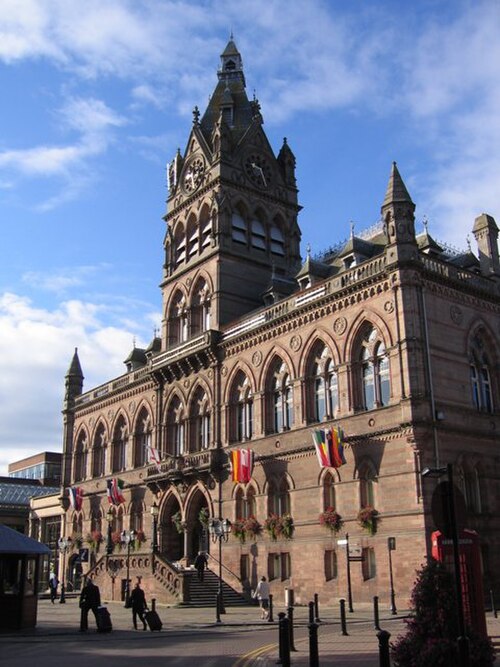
[
  {"xmin": 340, "ymin": 598, "xmax": 348, "ymax": 636},
  {"xmin": 377, "ymin": 629, "xmax": 391, "ymax": 667},
  {"xmin": 373, "ymin": 595, "xmax": 381, "ymax": 630},
  {"xmin": 268, "ymin": 593, "xmax": 274, "ymax": 623},
  {"xmin": 277, "ymin": 612, "xmax": 291, "ymax": 667},
  {"xmin": 490, "ymin": 589, "xmax": 498, "ymax": 618},
  {"xmin": 285, "ymin": 587, "xmax": 295, "ymax": 607},
  {"xmin": 151, "ymin": 598, "xmax": 156, "ymax": 613},
  {"xmin": 287, "ymin": 605, "xmax": 297, "ymax": 651},
  {"xmin": 314, "ymin": 592, "xmax": 321, "ymax": 623},
  {"xmin": 309, "ymin": 600, "xmax": 315, "ymax": 624},
  {"xmin": 308, "ymin": 621, "xmax": 319, "ymax": 667}
]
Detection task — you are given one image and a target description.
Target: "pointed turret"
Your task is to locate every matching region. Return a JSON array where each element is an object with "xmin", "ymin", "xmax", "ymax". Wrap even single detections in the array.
[
  {"xmin": 472, "ymin": 213, "xmax": 500, "ymax": 277},
  {"xmin": 381, "ymin": 162, "xmax": 417, "ymax": 265},
  {"xmin": 278, "ymin": 137, "xmax": 297, "ymax": 188},
  {"xmin": 64, "ymin": 348, "xmax": 83, "ymax": 403}
]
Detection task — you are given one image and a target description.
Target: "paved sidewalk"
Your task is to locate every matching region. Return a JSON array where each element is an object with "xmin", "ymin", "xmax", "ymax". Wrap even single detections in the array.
[{"xmin": 1, "ymin": 597, "xmax": 499, "ymax": 667}]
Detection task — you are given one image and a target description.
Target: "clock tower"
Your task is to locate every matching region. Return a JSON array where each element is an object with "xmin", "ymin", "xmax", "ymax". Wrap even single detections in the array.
[{"xmin": 161, "ymin": 38, "xmax": 301, "ymax": 349}]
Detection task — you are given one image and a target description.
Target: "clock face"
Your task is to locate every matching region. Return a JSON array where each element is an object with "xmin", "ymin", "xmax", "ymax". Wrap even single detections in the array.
[
  {"xmin": 244, "ymin": 153, "xmax": 271, "ymax": 189},
  {"xmin": 182, "ymin": 157, "xmax": 205, "ymax": 194}
]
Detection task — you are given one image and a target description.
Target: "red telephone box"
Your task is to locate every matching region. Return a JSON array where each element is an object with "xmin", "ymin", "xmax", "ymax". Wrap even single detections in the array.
[{"xmin": 431, "ymin": 529, "xmax": 487, "ymax": 637}]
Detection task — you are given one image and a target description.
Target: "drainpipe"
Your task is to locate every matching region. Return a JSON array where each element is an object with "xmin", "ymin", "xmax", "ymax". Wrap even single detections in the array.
[{"xmin": 419, "ymin": 286, "xmax": 440, "ymax": 468}]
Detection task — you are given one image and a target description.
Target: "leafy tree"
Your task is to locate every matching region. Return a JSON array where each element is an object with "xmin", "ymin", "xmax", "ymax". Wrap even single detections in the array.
[{"xmin": 391, "ymin": 558, "xmax": 495, "ymax": 666}]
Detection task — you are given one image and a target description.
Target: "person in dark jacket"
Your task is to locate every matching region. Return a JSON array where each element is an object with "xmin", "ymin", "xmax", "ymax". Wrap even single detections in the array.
[
  {"xmin": 194, "ymin": 551, "xmax": 208, "ymax": 581},
  {"xmin": 130, "ymin": 582, "xmax": 148, "ymax": 630},
  {"xmin": 79, "ymin": 578, "xmax": 101, "ymax": 631}
]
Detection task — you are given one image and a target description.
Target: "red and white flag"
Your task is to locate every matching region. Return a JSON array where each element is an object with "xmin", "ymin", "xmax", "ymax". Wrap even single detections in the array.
[{"xmin": 231, "ymin": 448, "xmax": 254, "ymax": 483}]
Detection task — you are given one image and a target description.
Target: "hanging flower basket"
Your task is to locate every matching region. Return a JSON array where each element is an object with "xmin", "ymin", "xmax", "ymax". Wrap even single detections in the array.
[
  {"xmin": 199, "ymin": 508, "xmax": 210, "ymax": 528},
  {"xmin": 133, "ymin": 530, "xmax": 146, "ymax": 550},
  {"xmin": 232, "ymin": 519, "xmax": 247, "ymax": 544},
  {"xmin": 71, "ymin": 533, "xmax": 83, "ymax": 549},
  {"xmin": 319, "ymin": 507, "xmax": 344, "ymax": 534},
  {"xmin": 85, "ymin": 530, "xmax": 103, "ymax": 550},
  {"xmin": 264, "ymin": 514, "xmax": 294, "ymax": 541},
  {"xmin": 357, "ymin": 506, "xmax": 379, "ymax": 535},
  {"xmin": 244, "ymin": 515, "xmax": 262, "ymax": 540},
  {"xmin": 171, "ymin": 511, "xmax": 186, "ymax": 534}
]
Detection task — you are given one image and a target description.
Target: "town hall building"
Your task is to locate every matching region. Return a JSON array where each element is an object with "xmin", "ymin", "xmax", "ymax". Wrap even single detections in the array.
[{"xmin": 31, "ymin": 39, "xmax": 500, "ymax": 609}]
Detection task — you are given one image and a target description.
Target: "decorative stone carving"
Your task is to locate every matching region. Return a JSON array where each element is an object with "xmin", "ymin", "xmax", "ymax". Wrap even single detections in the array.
[
  {"xmin": 384, "ymin": 300, "xmax": 394, "ymax": 313},
  {"xmin": 252, "ymin": 350, "xmax": 263, "ymax": 366},
  {"xmin": 333, "ymin": 316, "xmax": 347, "ymax": 336},
  {"xmin": 129, "ymin": 401, "xmax": 136, "ymax": 414},
  {"xmin": 290, "ymin": 335, "xmax": 302, "ymax": 352},
  {"xmin": 184, "ymin": 379, "xmax": 190, "ymax": 389},
  {"xmin": 107, "ymin": 409, "xmax": 114, "ymax": 420},
  {"xmin": 221, "ymin": 366, "xmax": 228, "ymax": 376},
  {"xmin": 450, "ymin": 305, "xmax": 463, "ymax": 325}
]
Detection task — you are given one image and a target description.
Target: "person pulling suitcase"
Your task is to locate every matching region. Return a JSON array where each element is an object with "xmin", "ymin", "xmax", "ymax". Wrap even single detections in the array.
[{"xmin": 130, "ymin": 582, "xmax": 147, "ymax": 630}]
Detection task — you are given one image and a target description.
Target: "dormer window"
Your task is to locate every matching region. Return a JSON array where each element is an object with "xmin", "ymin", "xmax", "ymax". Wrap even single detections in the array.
[{"xmin": 344, "ymin": 255, "xmax": 355, "ymax": 270}]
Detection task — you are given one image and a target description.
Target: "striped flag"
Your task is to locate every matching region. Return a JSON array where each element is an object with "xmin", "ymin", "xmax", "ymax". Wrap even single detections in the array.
[
  {"xmin": 147, "ymin": 445, "xmax": 162, "ymax": 472},
  {"xmin": 106, "ymin": 478, "xmax": 126, "ymax": 505},
  {"xmin": 312, "ymin": 427, "xmax": 346, "ymax": 469},
  {"xmin": 68, "ymin": 486, "xmax": 83, "ymax": 511},
  {"xmin": 231, "ymin": 448, "xmax": 254, "ymax": 483}
]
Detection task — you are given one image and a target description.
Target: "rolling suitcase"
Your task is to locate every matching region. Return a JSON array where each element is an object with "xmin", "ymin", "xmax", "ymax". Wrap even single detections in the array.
[
  {"xmin": 144, "ymin": 609, "xmax": 162, "ymax": 631},
  {"xmin": 96, "ymin": 606, "xmax": 113, "ymax": 632}
]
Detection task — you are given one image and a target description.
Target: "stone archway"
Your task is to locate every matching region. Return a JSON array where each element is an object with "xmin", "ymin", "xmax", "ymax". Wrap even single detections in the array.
[
  {"xmin": 159, "ymin": 494, "xmax": 183, "ymax": 562},
  {"xmin": 185, "ymin": 489, "xmax": 210, "ymax": 564}
]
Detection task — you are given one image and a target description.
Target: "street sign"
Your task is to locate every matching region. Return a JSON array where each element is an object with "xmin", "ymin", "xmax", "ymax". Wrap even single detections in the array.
[
  {"xmin": 79, "ymin": 547, "xmax": 89, "ymax": 563},
  {"xmin": 337, "ymin": 539, "xmax": 348, "ymax": 546},
  {"xmin": 388, "ymin": 537, "xmax": 396, "ymax": 551},
  {"xmin": 349, "ymin": 545, "xmax": 362, "ymax": 557}
]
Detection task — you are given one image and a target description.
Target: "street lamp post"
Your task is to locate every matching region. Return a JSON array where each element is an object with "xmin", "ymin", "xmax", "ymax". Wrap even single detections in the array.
[
  {"xmin": 106, "ymin": 508, "xmax": 114, "ymax": 556},
  {"xmin": 121, "ymin": 529, "xmax": 136, "ymax": 608},
  {"xmin": 387, "ymin": 537, "xmax": 397, "ymax": 615},
  {"xmin": 57, "ymin": 536, "xmax": 72, "ymax": 604},
  {"xmin": 422, "ymin": 463, "xmax": 470, "ymax": 667},
  {"xmin": 151, "ymin": 502, "xmax": 159, "ymax": 554},
  {"xmin": 209, "ymin": 518, "xmax": 232, "ymax": 623},
  {"xmin": 151, "ymin": 502, "xmax": 159, "ymax": 574}
]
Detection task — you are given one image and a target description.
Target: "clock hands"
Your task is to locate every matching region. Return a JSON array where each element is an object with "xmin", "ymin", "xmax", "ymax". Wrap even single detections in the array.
[{"xmin": 250, "ymin": 162, "xmax": 267, "ymax": 187}]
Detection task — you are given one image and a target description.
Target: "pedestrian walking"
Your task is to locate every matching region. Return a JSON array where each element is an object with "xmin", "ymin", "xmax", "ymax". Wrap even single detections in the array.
[
  {"xmin": 79, "ymin": 578, "xmax": 101, "ymax": 631},
  {"xmin": 253, "ymin": 576, "xmax": 270, "ymax": 619},
  {"xmin": 194, "ymin": 551, "xmax": 208, "ymax": 581},
  {"xmin": 130, "ymin": 582, "xmax": 148, "ymax": 630},
  {"xmin": 48, "ymin": 569, "xmax": 58, "ymax": 604}
]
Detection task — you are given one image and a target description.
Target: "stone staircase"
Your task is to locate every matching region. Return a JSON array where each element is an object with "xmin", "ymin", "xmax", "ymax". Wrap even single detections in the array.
[{"xmin": 181, "ymin": 569, "xmax": 250, "ymax": 607}]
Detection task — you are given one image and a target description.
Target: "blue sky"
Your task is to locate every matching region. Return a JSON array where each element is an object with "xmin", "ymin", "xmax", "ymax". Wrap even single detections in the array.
[{"xmin": 1, "ymin": 0, "xmax": 499, "ymax": 474}]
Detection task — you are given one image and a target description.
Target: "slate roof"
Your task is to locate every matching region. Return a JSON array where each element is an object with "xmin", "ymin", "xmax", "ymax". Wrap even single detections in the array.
[{"xmin": 0, "ymin": 479, "xmax": 59, "ymax": 508}]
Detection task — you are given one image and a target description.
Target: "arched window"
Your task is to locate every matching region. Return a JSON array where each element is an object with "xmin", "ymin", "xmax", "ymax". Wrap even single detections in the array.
[
  {"xmin": 186, "ymin": 214, "xmax": 199, "ymax": 259},
  {"xmin": 191, "ymin": 387, "xmax": 211, "ymax": 452},
  {"xmin": 270, "ymin": 221, "xmax": 285, "ymax": 256},
  {"xmin": 72, "ymin": 513, "xmax": 83, "ymax": 536},
  {"xmin": 112, "ymin": 416, "xmax": 127, "ymax": 473},
  {"xmin": 358, "ymin": 462, "xmax": 377, "ymax": 508},
  {"xmin": 307, "ymin": 344, "xmax": 339, "ymax": 423},
  {"xmin": 250, "ymin": 216, "xmax": 267, "ymax": 250},
  {"xmin": 74, "ymin": 432, "xmax": 87, "ymax": 482},
  {"xmin": 200, "ymin": 205, "xmax": 213, "ymax": 250},
  {"xmin": 168, "ymin": 290, "xmax": 188, "ymax": 346},
  {"xmin": 470, "ymin": 332, "xmax": 494, "ymax": 413},
  {"xmin": 236, "ymin": 485, "xmax": 256, "ymax": 519},
  {"xmin": 268, "ymin": 360, "xmax": 293, "ymax": 433},
  {"xmin": 130, "ymin": 501, "xmax": 144, "ymax": 532},
  {"xmin": 268, "ymin": 477, "xmax": 290, "ymax": 515},
  {"xmin": 90, "ymin": 512, "xmax": 102, "ymax": 533},
  {"xmin": 191, "ymin": 279, "xmax": 211, "ymax": 336},
  {"xmin": 173, "ymin": 225, "xmax": 186, "ymax": 266},
  {"xmin": 92, "ymin": 424, "xmax": 106, "ymax": 477},
  {"xmin": 459, "ymin": 465, "xmax": 482, "ymax": 514},
  {"xmin": 229, "ymin": 372, "xmax": 253, "ymax": 442},
  {"xmin": 357, "ymin": 326, "xmax": 390, "ymax": 410},
  {"xmin": 167, "ymin": 396, "xmax": 185, "ymax": 456},
  {"xmin": 232, "ymin": 212, "xmax": 247, "ymax": 245},
  {"xmin": 323, "ymin": 472, "xmax": 336, "ymax": 510},
  {"xmin": 134, "ymin": 407, "xmax": 151, "ymax": 468}
]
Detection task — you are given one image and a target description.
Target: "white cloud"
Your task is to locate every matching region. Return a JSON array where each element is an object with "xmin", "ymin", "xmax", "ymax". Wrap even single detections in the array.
[{"xmin": 0, "ymin": 291, "xmax": 160, "ymax": 475}]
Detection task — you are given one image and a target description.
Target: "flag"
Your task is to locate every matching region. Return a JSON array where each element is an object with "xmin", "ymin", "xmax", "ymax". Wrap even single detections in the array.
[
  {"xmin": 68, "ymin": 486, "xmax": 83, "ymax": 511},
  {"xmin": 312, "ymin": 427, "xmax": 347, "ymax": 469},
  {"xmin": 231, "ymin": 448, "xmax": 254, "ymax": 483},
  {"xmin": 106, "ymin": 478, "xmax": 126, "ymax": 505},
  {"xmin": 147, "ymin": 445, "xmax": 162, "ymax": 472}
]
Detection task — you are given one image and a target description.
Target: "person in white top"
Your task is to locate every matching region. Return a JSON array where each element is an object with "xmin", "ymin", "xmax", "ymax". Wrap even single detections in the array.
[{"xmin": 253, "ymin": 576, "xmax": 270, "ymax": 619}]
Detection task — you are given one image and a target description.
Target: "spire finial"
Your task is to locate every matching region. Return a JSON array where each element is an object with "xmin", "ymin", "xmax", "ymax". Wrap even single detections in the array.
[
  {"xmin": 192, "ymin": 106, "xmax": 200, "ymax": 125},
  {"xmin": 133, "ymin": 336, "xmax": 136, "ymax": 349},
  {"xmin": 230, "ymin": 29, "xmax": 234, "ymax": 40},
  {"xmin": 350, "ymin": 221, "xmax": 355, "ymax": 238},
  {"xmin": 422, "ymin": 215, "xmax": 428, "ymax": 232},
  {"xmin": 306, "ymin": 243, "xmax": 311, "ymax": 259},
  {"xmin": 467, "ymin": 234, "xmax": 471, "ymax": 252}
]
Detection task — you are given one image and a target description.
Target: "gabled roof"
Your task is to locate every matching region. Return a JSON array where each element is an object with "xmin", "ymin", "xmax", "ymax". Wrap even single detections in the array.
[{"xmin": 0, "ymin": 523, "xmax": 50, "ymax": 554}]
